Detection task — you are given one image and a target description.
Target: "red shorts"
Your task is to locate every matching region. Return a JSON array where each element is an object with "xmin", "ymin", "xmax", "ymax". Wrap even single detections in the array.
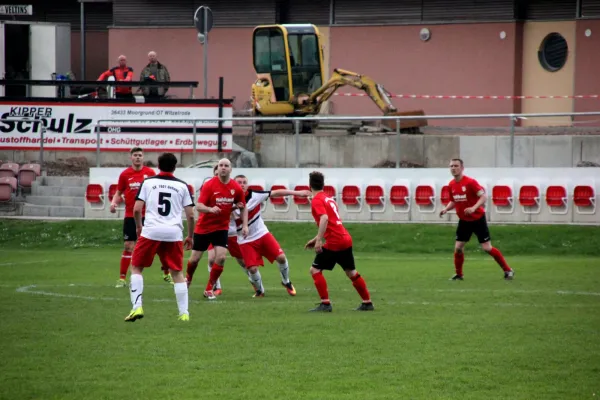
[
  {"xmin": 208, "ymin": 236, "xmax": 243, "ymax": 259},
  {"xmin": 132, "ymin": 236, "xmax": 184, "ymax": 271},
  {"xmin": 239, "ymin": 233, "xmax": 284, "ymax": 268}
]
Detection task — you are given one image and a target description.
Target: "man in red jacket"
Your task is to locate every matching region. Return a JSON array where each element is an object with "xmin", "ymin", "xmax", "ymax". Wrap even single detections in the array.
[{"xmin": 97, "ymin": 55, "xmax": 135, "ymax": 101}]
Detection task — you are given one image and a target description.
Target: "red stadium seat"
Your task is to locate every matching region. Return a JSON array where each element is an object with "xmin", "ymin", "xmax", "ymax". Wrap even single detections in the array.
[
  {"xmin": 0, "ymin": 162, "xmax": 18, "ymax": 178},
  {"xmin": 108, "ymin": 184, "xmax": 119, "ymax": 200},
  {"xmin": 573, "ymin": 185, "xmax": 596, "ymax": 214},
  {"xmin": 269, "ymin": 184, "xmax": 287, "ymax": 205},
  {"xmin": 292, "ymin": 185, "xmax": 309, "ymax": 205},
  {"xmin": 17, "ymin": 163, "xmax": 41, "ymax": 189},
  {"xmin": 324, "ymin": 185, "xmax": 336, "ymax": 199},
  {"xmin": 492, "ymin": 185, "xmax": 513, "ymax": 207},
  {"xmin": 390, "ymin": 185, "xmax": 409, "ymax": 206},
  {"xmin": 440, "ymin": 185, "xmax": 451, "ymax": 205},
  {"xmin": 415, "ymin": 185, "xmax": 434, "ymax": 206},
  {"xmin": 0, "ymin": 176, "xmax": 17, "ymax": 202},
  {"xmin": 86, "ymin": 184, "xmax": 105, "ymax": 209},
  {"xmin": 248, "ymin": 184, "xmax": 264, "ymax": 192},
  {"xmin": 545, "ymin": 185, "xmax": 567, "ymax": 207},
  {"xmin": 518, "ymin": 185, "xmax": 540, "ymax": 207},
  {"xmin": 342, "ymin": 185, "xmax": 360, "ymax": 205},
  {"xmin": 365, "ymin": 185, "xmax": 384, "ymax": 206}
]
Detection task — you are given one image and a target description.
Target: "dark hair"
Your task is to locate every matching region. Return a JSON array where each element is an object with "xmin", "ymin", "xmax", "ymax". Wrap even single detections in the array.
[
  {"xmin": 234, "ymin": 175, "xmax": 247, "ymax": 180},
  {"xmin": 309, "ymin": 171, "xmax": 324, "ymax": 191},
  {"xmin": 212, "ymin": 164, "xmax": 218, "ymax": 173},
  {"xmin": 451, "ymin": 158, "xmax": 464, "ymax": 166},
  {"xmin": 130, "ymin": 147, "xmax": 143, "ymax": 154},
  {"xmin": 158, "ymin": 153, "xmax": 177, "ymax": 173}
]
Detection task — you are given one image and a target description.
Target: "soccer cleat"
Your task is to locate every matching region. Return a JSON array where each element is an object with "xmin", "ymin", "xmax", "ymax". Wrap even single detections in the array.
[
  {"xmin": 449, "ymin": 274, "xmax": 464, "ymax": 281},
  {"xmin": 504, "ymin": 270, "xmax": 515, "ymax": 280},
  {"xmin": 178, "ymin": 313, "xmax": 190, "ymax": 322},
  {"xmin": 253, "ymin": 290, "xmax": 265, "ymax": 298},
  {"xmin": 281, "ymin": 281, "xmax": 297, "ymax": 296},
  {"xmin": 163, "ymin": 273, "xmax": 174, "ymax": 285},
  {"xmin": 309, "ymin": 302, "xmax": 333, "ymax": 312},
  {"xmin": 115, "ymin": 278, "xmax": 127, "ymax": 288},
  {"xmin": 355, "ymin": 302, "xmax": 375, "ymax": 311},
  {"xmin": 124, "ymin": 307, "xmax": 144, "ymax": 322},
  {"xmin": 213, "ymin": 288, "xmax": 223, "ymax": 296},
  {"xmin": 203, "ymin": 290, "xmax": 216, "ymax": 300}
]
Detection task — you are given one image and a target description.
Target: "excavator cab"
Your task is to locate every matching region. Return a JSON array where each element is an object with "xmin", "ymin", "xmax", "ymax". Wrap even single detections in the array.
[{"xmin": 252, "ymin": 24, "xmax": 325, "ymax": 117}]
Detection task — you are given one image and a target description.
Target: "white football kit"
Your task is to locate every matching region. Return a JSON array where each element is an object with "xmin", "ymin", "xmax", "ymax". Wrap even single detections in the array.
[{"xmin": 234, "ymin": 190, "xmax": 271, "ymax": 244}]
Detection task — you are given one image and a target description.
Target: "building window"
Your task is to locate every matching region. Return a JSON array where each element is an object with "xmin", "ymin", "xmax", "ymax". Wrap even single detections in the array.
[{"xmin": 538, "ymin": 33, "xmax": 568, "ymax": 72}]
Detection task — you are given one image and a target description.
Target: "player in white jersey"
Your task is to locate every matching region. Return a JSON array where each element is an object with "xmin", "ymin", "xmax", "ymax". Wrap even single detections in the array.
[
  {"xmin": 124, "ymin": 153, "xmax": 195, "ymax": 323},
  {"xmin": 233, "ymin": 174, "xmax": 311, "ymax": 297}
]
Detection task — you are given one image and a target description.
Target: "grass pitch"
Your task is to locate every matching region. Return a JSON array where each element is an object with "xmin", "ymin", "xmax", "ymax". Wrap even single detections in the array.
[{"xmin": 0, "ymin": 220, "xmax": 599, "ymax": 400}]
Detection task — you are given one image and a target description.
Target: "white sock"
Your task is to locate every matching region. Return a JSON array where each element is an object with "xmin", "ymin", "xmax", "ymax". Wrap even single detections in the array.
[
  {"xmin": 238, "ymin": 261, "xmax": 251, "ymax": 277},
  {"xmin": 250, "ymin": 270, "xmax": 264, "ymax": 292},
  {"xmin": 129, "ymin": 274, "xmax": 143, "ymax": 309},
  {"xmin": 278, "ymin": 260, "xmax": 290, "ymax": 284},
  {"xmin": 174, "ymin": 282, "xmax": 188, "ymax": 316},
  {"xmin": 209, "ymin": 262, "xmax": 222, "ymax": 289}
]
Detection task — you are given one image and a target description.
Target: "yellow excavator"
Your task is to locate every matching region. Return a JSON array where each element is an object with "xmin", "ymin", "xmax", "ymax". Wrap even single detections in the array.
[{"xmin": 250, "ymin": 24, "xmax": 427, "ymax": 133}]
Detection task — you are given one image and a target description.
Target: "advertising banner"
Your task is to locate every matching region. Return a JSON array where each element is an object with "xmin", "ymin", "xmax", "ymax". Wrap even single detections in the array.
[{"xmin": 0, "ymin": 101, "xmax": 233, "ymax": 152}]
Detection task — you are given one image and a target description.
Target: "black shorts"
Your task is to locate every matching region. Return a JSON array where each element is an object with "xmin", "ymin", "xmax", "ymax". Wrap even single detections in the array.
[
  {"xmin": 312, "ymin": 247, "xmax": 356, "ymax": 271},
  {"xmin": 123, "ymin": 217, "xmax": 143, "ymax": 242},
  {"xmin": 456, "ymin": 215, "xmax": 491, "ymax": 244},
  {"xmin": 193, "ymin": 230, "xmax": 228, "ymax": 252}
]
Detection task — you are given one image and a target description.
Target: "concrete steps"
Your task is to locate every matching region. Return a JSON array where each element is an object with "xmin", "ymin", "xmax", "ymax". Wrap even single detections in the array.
[{"xmin": 20, "ymin": 176, "xmax": 89, "ymax": 218}]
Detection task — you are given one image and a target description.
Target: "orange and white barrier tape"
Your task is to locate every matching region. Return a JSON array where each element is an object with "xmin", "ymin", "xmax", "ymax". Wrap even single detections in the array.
[{"xmin": 332, "ymin": 93, "xmax": 600, "ymax": 100}]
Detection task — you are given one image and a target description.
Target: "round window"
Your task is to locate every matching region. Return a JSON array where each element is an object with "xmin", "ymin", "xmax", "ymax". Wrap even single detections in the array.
[{"xmin": 538, "ymin": 32, "xmax": 568, "ymax": 72}]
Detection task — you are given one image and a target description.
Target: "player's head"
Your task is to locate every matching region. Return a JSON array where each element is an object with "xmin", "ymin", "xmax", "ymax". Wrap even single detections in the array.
[
  {"xmin": 158, "ymin": 152, "xmax": 177, "ymax": 173},
  {"xmin": 212, "ymin": 164, "xmax": 218, "ymax": 176},
  {"xmin": 130, "ymin": 147, "xmax": 144, "ymax": 168},
  {"xmin": 449, "ymin": 158, "xmax": 464, "ymax": 177},
  {"xmin": 234, "ymin": 174, "xmax": 248, "ymax": 192},
  {"xmin": 217, "ymin": 158, "xmax": 232, "ymax": 179},
  {"xmin": 309, "ymin": 171, "xmax": 325, "ymax": 192}
]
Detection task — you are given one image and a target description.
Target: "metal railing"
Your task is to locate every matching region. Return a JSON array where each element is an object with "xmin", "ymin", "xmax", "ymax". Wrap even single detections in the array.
[{"xmin": 92, "ymin": 111, "xmax": 600, "ymax": 168}]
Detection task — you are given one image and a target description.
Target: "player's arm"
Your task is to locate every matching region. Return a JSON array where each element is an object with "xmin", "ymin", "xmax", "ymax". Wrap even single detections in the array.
[
  {"xmin": 465, "ymin": 181, "xmax": 487, "ymax": 215},
  {"xmin": 111, "ymin": 173, "xmax": 126, "ymax": 213},
  {"xmin": 271, "ymin": 189, "xmax": 312, "ymax": 198},
  {"xmin": 196, "ymin": 183, "xmax": 220, "ymax": 214},
  {"xmin": 183, "ymin": 205, "xmax": 195, "ymax": 250},
  {"xmin": 133, "ymin": 199, "xmax": 144, "ymax": 233},
  {"xmin": 439, "ymin": 200, "xmax": 456, "ymax": 217}
]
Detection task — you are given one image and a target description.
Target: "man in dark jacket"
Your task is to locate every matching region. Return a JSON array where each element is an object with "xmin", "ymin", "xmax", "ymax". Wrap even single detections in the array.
[{"xmin": 140, "ymin": 51, "xmax": 171, "ymax": 101}]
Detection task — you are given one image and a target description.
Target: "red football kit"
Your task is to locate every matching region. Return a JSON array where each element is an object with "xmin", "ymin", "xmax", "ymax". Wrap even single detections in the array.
[
  {"xmin": 311, "ymin": 191, "xmax": 353, "ymax": 251},
  {"xmin": 448, "ymin": 175, "xmax": 486, "ymax": 221},
  {"xmin": 194, "ymin": 176, "xmax": 245, "ymax": 234},
  {"xmin": 117, "ymin": 166, "xmax": 156, "ymax": 217}
]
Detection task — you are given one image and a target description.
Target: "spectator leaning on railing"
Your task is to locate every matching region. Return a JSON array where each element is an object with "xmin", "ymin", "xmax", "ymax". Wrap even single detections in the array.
[
  {"xmin": 139, "ymin": 51, "xmax": 171, "ymax": 100},
  {"xmin": 97, "ymin": 54, "xmax": 135, "ymax": 101}
]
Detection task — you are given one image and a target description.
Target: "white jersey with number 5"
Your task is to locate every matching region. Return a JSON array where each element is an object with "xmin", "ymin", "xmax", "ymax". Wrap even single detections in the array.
[{"xmin": 135, "ymin": 174, "xmax": 194, "ymax": 242}]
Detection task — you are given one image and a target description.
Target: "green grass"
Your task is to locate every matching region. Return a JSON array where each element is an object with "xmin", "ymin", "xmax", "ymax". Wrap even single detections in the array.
[{"xmin": 0, "ymin": 220, "xmax": 599, "ymax": 400}]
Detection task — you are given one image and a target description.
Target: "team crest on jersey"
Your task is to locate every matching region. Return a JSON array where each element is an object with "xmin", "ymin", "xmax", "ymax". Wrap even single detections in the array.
[
  {"xmin": 143, "ymin": 175, "xmax": 148, "ymax": 179},
  {"xmin": 462, "ymin": 186, "xmax": 466, "ymax": 192},
  {"xmin": 230, "ymin": 189, "xmax": 235, "ymax": 195}
]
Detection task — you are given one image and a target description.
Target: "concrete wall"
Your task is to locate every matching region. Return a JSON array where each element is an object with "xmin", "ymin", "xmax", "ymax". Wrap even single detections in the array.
[{"xmin": 3, "ymin": 134, "xmax": 600, "ymax": 169}]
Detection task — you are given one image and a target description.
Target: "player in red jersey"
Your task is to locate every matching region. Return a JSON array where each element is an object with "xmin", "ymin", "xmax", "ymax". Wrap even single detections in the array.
[
  {"xmin": 439, "ymin": 158, "xmax": 515, "ymax": 281},
  {"xmin": 304, "ymin": 171, "xmax": 374, "ymax": 312},
  {"xmin": 232, "ymin": 174, "xmax": 312, "ymax": 297},
  {"xmin": 185, "ymin": 158, "xmax": 248, "ymax": 300},
  {"xmin": 109, "ymin": 147, "xmax": 172, "ymax": 287}
]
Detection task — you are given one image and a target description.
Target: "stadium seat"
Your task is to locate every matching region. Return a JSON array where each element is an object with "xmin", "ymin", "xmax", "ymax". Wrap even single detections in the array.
[
  {"xmin": 414, "ymin": 184, "xmax": 435, "ymax": 213},
  {"xmin": 0, "ymin": 176, "xmax": 17, "ymax": 202},
  {"xmin": 491, "ymin": 184, "xmax": 514, "ymax": 214},
  {"xmin": 0, "ymin": 162, "xmax": 19, "ymax": 178},
  {"xmin": 545, "ymin": 185, "xmax": 568, "ymax": 214},
  {"xmin": 108, "ymin": 184, "xmax": 124, "ymax": 210},
  {"xmin": 324, "ymin": 185, "xmax": 336, "ymax": 200},
  {"xmin": 17, "ymin": 163, "xmax": 41, "ymax": 189},
  {"xmin": 248, "ymin": 184, "xmax": 264, "ymax": 192},
  {"xmin": 86, "ymin": 183, "xmax": 105, "ymax": 209},
  {"xmin": 341, "ymin": 184, "xmax": 362, "ymax": 212},
  {"xmin": 573, "ymin": 185, "xmax": 596, "ymax": 214},
  {"xmin": 440, "ymin": 185, "xmax": 451, "ymax": 205},
  {"xmin": 268, "ymin": 184, "xmax": 290, "ymax": 213},
  {"xmin": 518, "ymin": 185, "xmax": 541, "ymax": 214},
  {"xmin": 248, "ymin": 180, "xmax": 267, "ymax": 212},
  {"xmin": 365, "ymin": 182, "xmax": 385, "ymax": 212},
  {"xmin": 291, "ymin": 184, "xmax": 309, "ymax": 213},
  {"xmin": 390, "ymin": 181, "xmax": 410, "ymax": 213}
]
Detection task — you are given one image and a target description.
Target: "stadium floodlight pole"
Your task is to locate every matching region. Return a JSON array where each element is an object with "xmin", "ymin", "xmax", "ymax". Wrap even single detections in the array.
[
  {"xmin": 95, "ymin": 123, "xmax": 100, "ymax": 168},
  {"xmin": 294, "ymin": 120, "xmax": 300, "ymax": 168},
  {"xmin": 509, "ymin": 115, "xmax": 515, "ymax": 167},
  {"xmin": 203, "ymin": 8, "xmax": 208, "ymax": 98},
  {"xmin": 38, "ymin": 121, "xmax": 45, "ymax": 166},
  {"xmin": 192, "ymin": 120, "xmax": 197, "ymax": 164},
  {"xmin": 395, "ymin": 118, "xmax": 401, "ymax": 168}
]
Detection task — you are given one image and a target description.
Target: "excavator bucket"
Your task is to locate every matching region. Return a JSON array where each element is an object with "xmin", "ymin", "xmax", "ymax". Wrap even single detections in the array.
[{"xmin": 382, "ymin": 110, "xmax": 428, "ymax": 132}]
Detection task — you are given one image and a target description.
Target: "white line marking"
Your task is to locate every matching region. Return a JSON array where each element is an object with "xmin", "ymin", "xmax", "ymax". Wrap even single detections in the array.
[
  {"xmin": 14, "ymin": 285, "xmax": 600, "ymax": 308},
  {"xmin": 0, "ymin": 260, "xmax": 50, "ymax": 266}
]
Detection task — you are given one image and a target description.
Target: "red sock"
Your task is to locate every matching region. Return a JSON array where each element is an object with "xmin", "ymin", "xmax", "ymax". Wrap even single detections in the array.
[
  {"xmin": 312, "ymin": 272, "xmax": 330, "ymax": 304},
  {"xmin": 489, "ymin": 247, "xmax": 511, "ymax": 272},
  {"xmin": 454, "ymin": 252, "xmax": 464, "ymax": 276},
  {"xmin": 350, "ymin": 273, "xmax": 371, "ymax": 303},
  {"xmin": 119, "ymin": 251, "xmax": 132, "ymax": 279},
  {"xmin": 186, "ymin": 260, "xmax": 198, "ymax": 282},
  {"xmin": 206, "ymin": 264, "xmax": 224, "ymax": 291}
]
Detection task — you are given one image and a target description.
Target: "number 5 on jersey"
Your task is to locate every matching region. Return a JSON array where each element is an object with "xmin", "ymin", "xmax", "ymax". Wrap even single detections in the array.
[{"xmin": 158, "ymin": 192, "xmax": 171, "ymax": 216}]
